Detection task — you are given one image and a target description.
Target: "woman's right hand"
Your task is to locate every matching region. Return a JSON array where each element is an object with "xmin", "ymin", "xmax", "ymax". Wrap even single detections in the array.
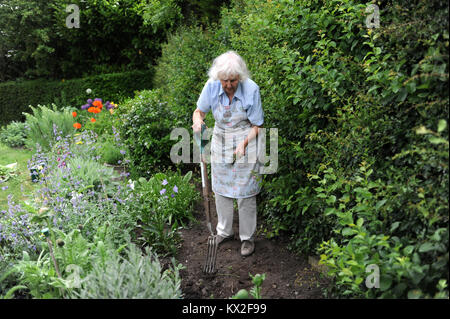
[
  {"xmin": 192, "ymin": 120, "xmax": 205, "ymax": 133},
  {"xmin": 192, "ymin": 109, "xmax": 207, "ymax": 133}
]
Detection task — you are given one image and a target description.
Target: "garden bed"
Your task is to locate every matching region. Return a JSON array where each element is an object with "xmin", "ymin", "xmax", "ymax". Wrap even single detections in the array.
[{"xmin": 163, "ymin": 180, "xmax": 330, "ymax": 299}]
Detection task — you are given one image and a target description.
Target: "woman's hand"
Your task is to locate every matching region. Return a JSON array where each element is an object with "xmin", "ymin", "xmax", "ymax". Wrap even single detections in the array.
[
  {"xmin": 233, "ymin": 125, "xmax": 260, "ymax": 163},
  {"xmin": 192, "ymin": 109, "xmax": 206, "ymax": 133},
  {"xmin": 234, "ymin": 141, "xmax": 246, "ymax": 162},
  {"xmin": 192, "ymin": 120, "xmax": 205, "ymax": 133}
]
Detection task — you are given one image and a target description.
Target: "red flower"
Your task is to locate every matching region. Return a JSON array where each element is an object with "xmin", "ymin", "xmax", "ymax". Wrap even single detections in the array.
[
  {"xmin": 72, "ymin": 111, "xmax": 77, "ymax": 117},
  {"xmin": 90, "ymin": 118, "xmax": 96, "ymax": 123},
  {"xmin": 73, "ymin": 123, "xmax": 81, "ymax": 129}
]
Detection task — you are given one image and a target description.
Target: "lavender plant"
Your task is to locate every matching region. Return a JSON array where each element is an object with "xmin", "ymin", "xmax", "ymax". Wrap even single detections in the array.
[
  {"xmin": 0, "ymin": 195, "xmax": 40, "ymax": 269},
  {"xmin": 70, "ymin": 244, "xmax": 183, "ymax": 299}
]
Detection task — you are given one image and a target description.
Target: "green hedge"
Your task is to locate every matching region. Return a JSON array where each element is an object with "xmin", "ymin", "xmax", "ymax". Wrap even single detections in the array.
[
  {"xmin": 0, "ymin": 70, "xmax": 154, "ymax": 127},
  {"xmin": 221, "ymin": 0, "xmax": 448, "ymax": 298},
  {"xmin": 115, "ymin": 25, "xmax": 222, "ymax": 178},
  {"xmin": 154, "ymin": 24, "xmax": 221, "ymax": 126}
]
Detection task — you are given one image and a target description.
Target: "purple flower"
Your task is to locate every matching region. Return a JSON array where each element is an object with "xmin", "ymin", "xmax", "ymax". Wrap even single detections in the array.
[
  {"xmin": 162, "ymin": 179, "xmax": 168, "ymax": 186},
  {"xmin": 120, "ymin": 150, "xmax": 126, "ymax": 155},
  {"xmin": 87, "ymin": 99, "xmax": 93, "ymax": 104},
  {"xmin": 171, "ymin": 194, "xmax": 175, "ymax": 198},
  {"xmin": 1, "ymin": 186, "xmax": 8, "ymax": 191},
  {"xmin": 160, "ymin": 188, "xmax": 166, "ymax": 195},
  {"xmin": 173, "ymin": 185, "xmax": 178, "ymax": 193},
  {"xmin": 105, "ymin": 101, "xmax": 113, "ymax": 110}
]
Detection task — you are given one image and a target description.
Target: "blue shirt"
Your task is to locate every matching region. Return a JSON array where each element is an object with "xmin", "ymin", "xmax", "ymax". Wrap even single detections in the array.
[{"xmin": 196, "ymin": 79, "xmax": 264, "ymax": 127}]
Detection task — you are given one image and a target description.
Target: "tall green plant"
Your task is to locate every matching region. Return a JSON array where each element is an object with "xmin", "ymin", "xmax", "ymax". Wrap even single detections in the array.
[{"xmin": 23, "ymin": 104, "xmax": 76, "ymax": 151}]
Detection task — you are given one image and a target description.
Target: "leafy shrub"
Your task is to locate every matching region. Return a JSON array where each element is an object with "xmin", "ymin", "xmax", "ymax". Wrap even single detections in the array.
[
  {"xmin": 0, "ymin": 121, "xmax": 28, "ymax": 148},
  {"xmin": 317, "ymin": 143, "xmax": 448, "ymax": 298},
  {"xmin": 117, "ymin": 24, "xmax": 223, "ymax": 176},
  {"xmin": 135, "ymin": 171, "xmax": 199, "ymax": 226},
  {"xmin": 97, "ymin": 139, "xmax": 125, "ymax": 165},
  {"xmin": 128, "ymin": 170, "xmax": 199, "ymax": 256},
  {"xmin": 118, "ymin": 89, "xmax": 178, "ymax": 177}
]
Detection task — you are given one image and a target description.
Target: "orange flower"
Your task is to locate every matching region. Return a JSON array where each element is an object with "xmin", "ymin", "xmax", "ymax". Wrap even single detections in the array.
[
  {"xmin": 73, "ymin": 122, "xmax": 81, "ymax": 129},
  {"xmin": 87, "ymin": 107, "xmax": 101, "ymax": 114},
  {"xmin": 90, "ymin": 118, "xmax": 96, "ymax": 123},
  {"xmin": 72, "ymin": 111, "xmax": 77, "ymax": 117},
  {"xmin": 92, "ymin": 100, "xmax": 103, "ymax": 109}
]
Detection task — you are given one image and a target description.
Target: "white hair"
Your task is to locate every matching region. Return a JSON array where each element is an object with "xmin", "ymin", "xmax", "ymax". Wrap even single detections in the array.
[{"xmin": 207, "ymin": 51, "xmax": 250, "ymax": 82}]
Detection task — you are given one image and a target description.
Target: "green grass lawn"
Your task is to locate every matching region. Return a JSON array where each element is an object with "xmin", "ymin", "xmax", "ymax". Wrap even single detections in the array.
[{"xmin": 0, "ymin": 142, "xmax": 38, "ymax": 211}]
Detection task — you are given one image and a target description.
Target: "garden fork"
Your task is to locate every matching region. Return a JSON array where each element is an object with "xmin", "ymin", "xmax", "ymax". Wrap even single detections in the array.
[{"xmin": 194, "ymin": 124, "xmax": 218, "ymax": 274}]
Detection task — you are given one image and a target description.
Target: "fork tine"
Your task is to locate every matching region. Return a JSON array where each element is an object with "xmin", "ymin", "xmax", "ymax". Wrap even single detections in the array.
[
  {"xmin": 203, "ymin": 235, "xmax": 218, "ymax": 274},
  {"xmin": 211, "ymin": 236, "xmax": 218, "ymax": 273},
  {"xmin": 210, "ymin": 236, "xmax": 218, "ymax": 272},
  {"xmin": 208, "ymin": 236, "xmax": 215, "ymax": 273},
  {"xmin": 204, "ymin": 236, "xmax": 211, "ymax": 273}
]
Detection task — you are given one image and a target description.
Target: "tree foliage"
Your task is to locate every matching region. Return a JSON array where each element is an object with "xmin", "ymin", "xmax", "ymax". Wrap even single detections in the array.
[{"xmin": 0, "ymin": 0, "xmax": 229, "ymax": 82}]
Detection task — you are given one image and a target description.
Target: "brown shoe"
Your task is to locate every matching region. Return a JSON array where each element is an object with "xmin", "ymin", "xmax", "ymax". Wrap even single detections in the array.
[{"xmin": 241, "ymin": 240, "xmax": 255, "ymax": 256}]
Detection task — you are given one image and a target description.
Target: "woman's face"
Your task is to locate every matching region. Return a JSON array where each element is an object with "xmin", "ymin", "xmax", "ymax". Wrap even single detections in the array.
[{"xmin": 220, "ymin": 75, "xmax": 239, "ymax": 97}]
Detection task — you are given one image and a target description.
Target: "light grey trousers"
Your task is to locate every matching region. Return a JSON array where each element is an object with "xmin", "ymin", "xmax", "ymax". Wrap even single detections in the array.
[{"xmin": 214, "ymin": 193, "xmax": 257, "ymax": 241}]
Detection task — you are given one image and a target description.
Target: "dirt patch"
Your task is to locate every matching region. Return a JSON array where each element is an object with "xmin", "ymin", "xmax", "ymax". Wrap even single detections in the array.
[{"xmin": 170, "ymin": 179, "xmax": 330, "ymax": 299}]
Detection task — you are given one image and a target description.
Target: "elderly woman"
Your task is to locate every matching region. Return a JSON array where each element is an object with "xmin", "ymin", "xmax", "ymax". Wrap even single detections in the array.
[{"xmin": 192, "ymin": 51, "xmax": 264, "ymax": 257}]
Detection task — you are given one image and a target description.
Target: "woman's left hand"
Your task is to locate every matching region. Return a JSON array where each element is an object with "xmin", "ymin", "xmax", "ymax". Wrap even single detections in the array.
[{"xmin": 234, "ymin": 141, "xmax": 246, "ymax": 161}]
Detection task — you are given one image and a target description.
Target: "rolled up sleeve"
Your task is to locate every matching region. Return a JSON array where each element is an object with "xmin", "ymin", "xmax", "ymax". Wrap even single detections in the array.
[
  {"xmin": 196, "ymin": 81, "xmax": 211, "ymax": 113},
  {"xmin": 246, "ymin": 87, "xmax": 264, "ymax": 126}
]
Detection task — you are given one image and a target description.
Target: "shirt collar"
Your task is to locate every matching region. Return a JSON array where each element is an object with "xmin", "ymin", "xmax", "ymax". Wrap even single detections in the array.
[{"xmin": 218, "ymin": 81, "xmax": 244, "ymax": 102}]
